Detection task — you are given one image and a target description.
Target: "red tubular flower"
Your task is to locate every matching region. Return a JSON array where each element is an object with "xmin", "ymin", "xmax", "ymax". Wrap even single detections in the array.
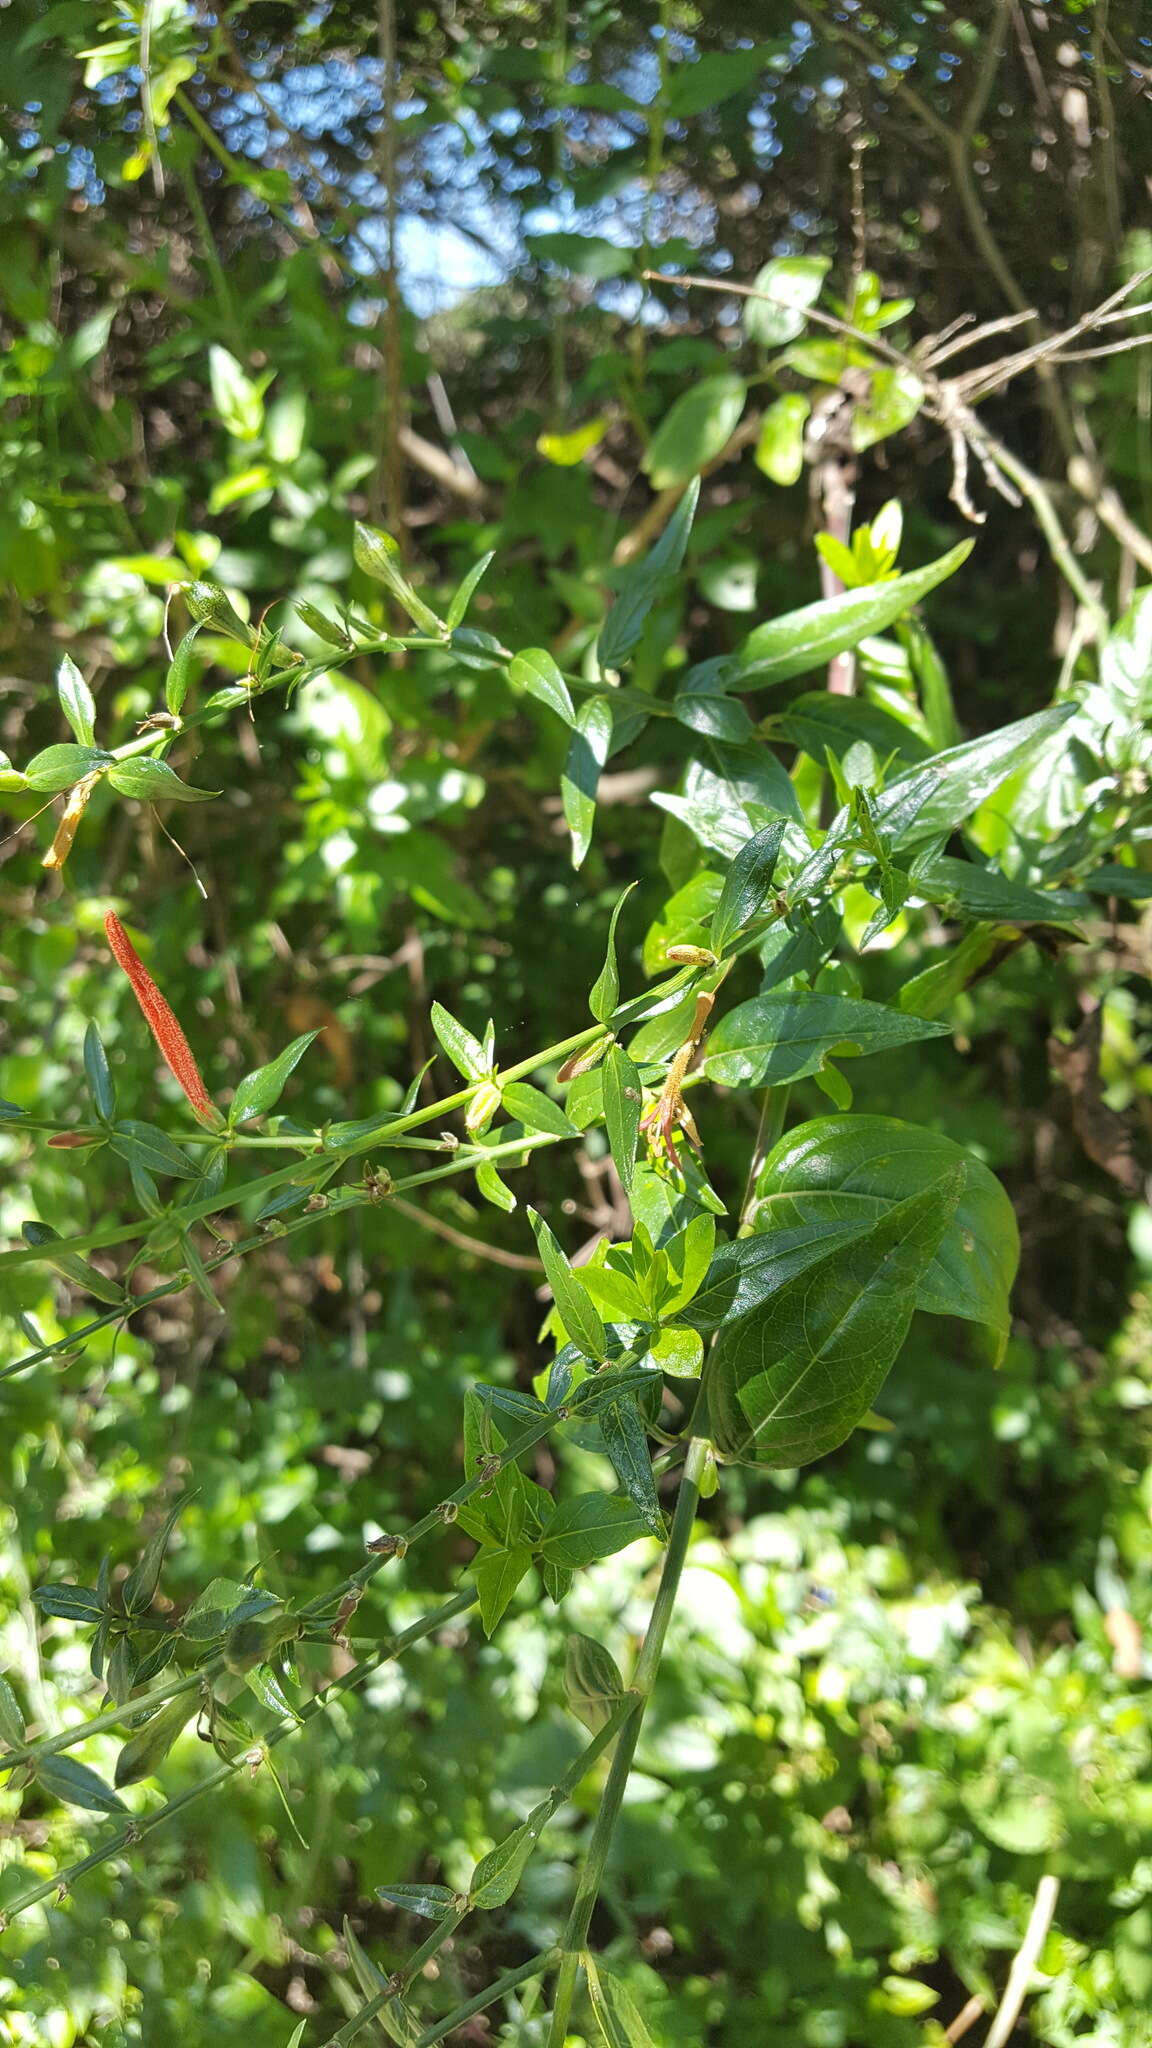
[{"xmin": 103, "ymin": 912, "xmax": 216, "ymax": 1120}]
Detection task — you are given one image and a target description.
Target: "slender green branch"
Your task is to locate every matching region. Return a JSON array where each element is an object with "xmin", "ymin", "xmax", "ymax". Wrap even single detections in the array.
[
  {"xmin": 0, "ymin": 1592, "xmax": 476, "ymax": 1926},
  {"xmin": 546, "ymin": 1435, "xmax": 710, "ymax": 2044}
]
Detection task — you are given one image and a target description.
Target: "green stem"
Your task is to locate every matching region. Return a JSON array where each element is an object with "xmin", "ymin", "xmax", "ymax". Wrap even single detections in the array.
[
  {"xmin": 545, "ymin": 1435, "xmax": 709, "ymax": 2044},
  {"xmin": 738, "ymin": 1085, "xmax": 789, "ymax": 1235}
]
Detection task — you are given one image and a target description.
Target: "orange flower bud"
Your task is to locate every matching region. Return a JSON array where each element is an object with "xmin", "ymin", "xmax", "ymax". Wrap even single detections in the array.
[{"xmin": 103, "ymin": 912, "xmax": 216, "ymax": 1120}]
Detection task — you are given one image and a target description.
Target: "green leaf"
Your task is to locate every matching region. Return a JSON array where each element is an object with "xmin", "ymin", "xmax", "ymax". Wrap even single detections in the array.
[
  {"xmin": 564, "ymin": 1633, "xmax": 628, "ymax": 1734},
  {"xmin": 446, "ymin": 550, "xmax": 496, "ymax": 630},
  {"xmin": 83, "ymin": 1020, "xmax": 116, "ymax": 1121},
  {"xmin": 776, "ymin": 692, "xmax": 930, "ymax": 766},
  {"xmin": 1099, "ymin": 583, "xmax": 1152, "ymax": 718},
  {"xmin": 20, "ymin": 1220, "xmax": 126, "ymax": 1306},
  {"xmin": 602, "ymin": 1045, "xmax": 643, "ymax": 1197},
  {"xmin": 229, "ymin": 1032, "xmax": 321, "ymax": 1124},
  {"xmin": 600, "ymin": 479, "xmax": 700, "ymax": 669},
  {"xmin": 526, "ymin": 1209, "xmax": 606, "ymax": 1361},
  {"xmin": 913, "ymin": 855, "xmax": 1086, "ymax": 926},
  {"xmin": 704, "ymin": 990, "xmax": 950, "ymax": 1089},
  {"xmin": 736, "ymin": 543, "xmax": 972, "ymax": 687},
  {"xmin": 562, "ymin": 695, "xmax": 613, "ymax": 870},
  {"xmin": 664, "ymin": 41, "xmax": 781, "ymax": 116},
  {"xmin": 470, "ymin": 1799, "xmax": 551, "ymax": 1907},
  {"xmin": 476, "ymin": 1161, "xmax": 518, "ymax": 1211},
  {"xmin": 599, "ymin": 1397, "xmax": 663, "ymax": 1537},
  {"xmin": 36, "ymin": 1753, "xmax": 127, "ymax": 1815},
  {"xmin": 430, "ymin": 1001, "xmax": 490, "ymax": 1081},
  {"xmin": 589, "ymin": 883, "xmax": 638, "ymax": 1024},
  {"xmin": 852, "ymin": 367, "xmax": 925, "ymax": 451},
  {"xmin": 751, "ymin": 1114, "xmax": 1019, "ymax": 1360},
  {"xmin": 647, "ymin": 1326, "xmax": 705, "ymax": 1376},
  {"xmin": 376, "ymin": 1884, "xmax": 457, "ymax": 1922},
  {"xmin": 711, "ymin": 823, "xmax": 787, "ymax": 955},
  {"xmin": 658, "ymin": 1213, "xmax": 716, "ymax": 1313},
  {"xmin": 353, "ymin": 522, "xmax": 444, "ymax": 635},
  {"xmin": 0, "ymin": 1673, "xmax": 25, "ymax": 1749},
  {"xmin": 500, "ymin": 1082, "xmax": 578, "ymax": 1138},
  {"xmin": 537, "ymin": 1492, "xmax": 648, "ymax": 1568},
  {"xmin": 508, "ymin": 646, "xmax": 576, "ymax": 726},
  {"xmin": 24, "ymin": 743, "xmax": 111, "ymax": 793},
  {"xmin": 644, "ymin": 376, "xmax": 748, "ymax": 490},
  {"xmin": 208, "ymin": 344, "xmax": 266, "ymax": 440},
  {"xmin": 585, "ymin": 1956, "xmax": 659, "ymax": 2048},
  {"xmin": 653, "ymin": 742, "xmax": 801, "ymax": 859},
  {"xmin": 472, "ymin": 1544, "xmax": 533, "ymax": 1634},
  {"xmin": 743, "ymin": 256, "xmax": 830, "ymax": 346},
  {"xmin": 879, "ymin": 706, "xmax": 1076, "ymax": 844},
  {"xmin": 114, "ymin": 1695, "xmax": 195, "ymax": 1787},
  {"xmin": 110, "ymin": 1121, "xmax": 198, "ymax": 1180},
  {"xmin": 56, "ymin": 654, "xmax": 96, "ymax": 746},
  {"xmin": 710, "ymin": 1171, "xmax": 962, "ymax": 1466},
  {"xmin": 528, "ymin": 230, "xmax": 632, "ymax": 278},
  {"xmin": 106, "ymin": 757, "xmax": 220, "ymax": 803},
  {"xmin": 122, "ymin": 1494, "xmax": 193, "ymax": 1615},
  {"xmin": 32, "ymin": 1582, "xmax": 105, "ymax": 1622},
  {"xmin": 1082, "ymin": 863, "xmax": 1152, "ymax": 901},
  {"xmin": 755, "ymin": 392, "xmax": 811, "ymax": 484}
]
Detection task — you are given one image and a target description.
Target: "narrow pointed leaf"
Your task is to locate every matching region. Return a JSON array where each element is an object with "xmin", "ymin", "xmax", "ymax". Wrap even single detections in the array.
[
  {"xmin": 527, "ymin": 1209, "xmax": 606, "ymax": 1360},
  {"xmin": 431, "ymin": 1001, "xmax": 489, "ymax": 1081},
  {"xmin": 229, "ymin": 1031, "xmax": 321, "ymax": 1124},
  {"xmin": 107, "ymin": 758, "xmax": 220, "ymax": 804},
  {"xmin": 711, "ymin": 823, "xmax": 787, "ymax": 955},
  {"xmin": 446, "ymin": 549, "xmax": 496, "ymax": 630},
  {"xmin": 508, "ymin": 647, "xmax": 577, "ymax": 726},
  {"xmin": 562, "ymin": 695, "xmax": 613, "ymax": 869},
  {"xmin": 83, "ymin": 1021, "xmax": 116, "ymax": 1121},
  {"xmin": 589, "ymin": 883, "xmax": 638, "ymax": 1024},
  {"xmin": 123, "ymin": 1493, "xmax": 193, "ymax": 1615},
  {"xmin": 602, "ymin": 1045, "xmax": 642, "ymax": 1197},
  {"xmin": 600, "ymin": 478, "xmax": 701, "ymax": 668},
  {"xmin": 736, "ymin": 543, "xmax": 972, "ymax": 687},
  {"xmin": 599, "ymin": 1397, "xmax": 663, "ymax": 1537},
  {"xmin": 36, "ymin": 1754, "xmax": 127, "ymax": 1814}
]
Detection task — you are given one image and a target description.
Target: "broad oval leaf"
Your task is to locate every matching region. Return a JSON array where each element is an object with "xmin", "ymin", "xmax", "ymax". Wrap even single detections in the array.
[
  {"xmin": 710, "ymin": 1171, "xmax": 963, "ymax": 1466},
  {"xmin": 56, "ymin": 654, "xmax": 97, "ymax": 747},
  {"xmin": 644, "ymin": 375, "xmax": 748, "ymax": 489},
  {"xmin": 743, "ymin": 256, "xmax": 830, "ymax": 347},
  {"xmin": 564, "ymin": 1633, "xmax": 628, "ymax": 1734},
  {"xmin": 36, "ymin": 1753, "xmax": 127, "ymax": 1814},
  {"xmin": 24, "ymin": 743, "xmax": 111, "ymax": 793},
  {"xmin": 879, "ymin": 705, "xmax": 1076, "ymax": 845},
  {"xmin": 751, "ymin": 1115, "xmax": 1019, "ymax": 1360},
  {"xmin": 755, "ymin": 392, "xmax": 811, "ymax": 485},
  {"xmin": 509, "ymin": 647, "xmax": 576, "ymax": 726},
  {"xmin": 704, "ymin": 991, "xmax": 950, "ymax": 1089}
]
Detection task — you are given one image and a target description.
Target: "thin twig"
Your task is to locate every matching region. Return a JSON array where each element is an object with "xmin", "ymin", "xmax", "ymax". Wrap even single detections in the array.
[
  {"xmin": 388, "ymin": 1194, "xmax": 543, "ymax": 1271},
  {"xmin": 983, "ymin": 1872, "xmax": 1060, "ymax": 2048}
]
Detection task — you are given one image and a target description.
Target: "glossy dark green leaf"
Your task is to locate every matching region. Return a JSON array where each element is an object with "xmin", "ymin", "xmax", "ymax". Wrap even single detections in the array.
[
  {"xmin": 508, "ymin": 647, "xmax": 576, "ymax": 726},
  {"xmin": 32, "ymin": 1583, "xmax": 105, "ymax": 1622},
  {"xmin": 114, "ymin": 1695, "xmax": 195, "ymax": 1787},
  {"xmin": 676, "ymin": 1218, "xmax": 877, "ymax": 1333},
  {"xmin": 110, "ymin": 1121, "xmax": 198, "ymax": 1180},
  {"xmin": 229, "ymin": 1032, "xmax": 321, "ymax": 1124},
  {"xmin": 589, "ymin": 883, "xmax": 638, "ymax": 1024},
  {"xmin": 56, "ymin": 654, "xmax": 96, "ymax": 747},
  {"xmin": 652, "ymin": 742, "xmax": 801, "ymax": 859},
  {"xmin": 751, "ymin": 1115, "xmax": 1018, "ymax": 1360},
  {"xmin": 599, "ymin": 1397, "xmax": 663, "ymax": 1537},
  {"xmin": 376, "ymin": 1884, "xmax": 457, "ymax": 1922},
  {"xmin": 704, "ymin": 990, "xmax": 950, "ymax": 1089},
  {"xmin": 736, "ymin": 543, "xmax": 972, "ymax": 688},
  {"xmin": 600, "ymin": 479, "xmax": 700, "ymax": 669},
  {"xmin": 562, "ymin": 695, "xmax": 613, "ymax": 869},
  {"xmin": 603, "ymin": 1045, "xmax": 643, "ymax": 1197},
  {"xmin": 879, "ymin": 706, "xmax": 1075, "ymax": 844},
  {"xmin": 24, "ymin": 743, "xmax": 111, "ymax": 793},
  {"xmin": 537, "ymin": 1492, "xmax": 648, "ymax": 1568},
  {"xmin": 36, "ymin": 1753, "xmax": 127, "ymax": 1815},
  {"xmin": 776, "ymin": 693, "xmax": 930, "ymax": 766},
  {"xmin": 122, "ymin": 1494, "xmax": 193, "ymax": 1615},
  {"xmin": 472, "ymin": 1544, "xmax": 533, "ymax": 1634},
  {"xmin": 1081, "ymin": 863, "xmax": 1152, "ymax": 901},
  {"xmin": 107, "ymin": 757, "xmax": 220, "ymax": 804},
  {"xmin": 710, "ymin": 1171, "xmax": 962, "ymax": 1466},
  {"xmin": 711, "ymin": 823, "xmax": 787, "ymax": 955},
  {"xmin": 913, "ymin": 855, "xmax": 1086, "ymax": 926},
  {"xmin": 527, "ymin": 1209, "xmax": 606, "ymax": 1360}
]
